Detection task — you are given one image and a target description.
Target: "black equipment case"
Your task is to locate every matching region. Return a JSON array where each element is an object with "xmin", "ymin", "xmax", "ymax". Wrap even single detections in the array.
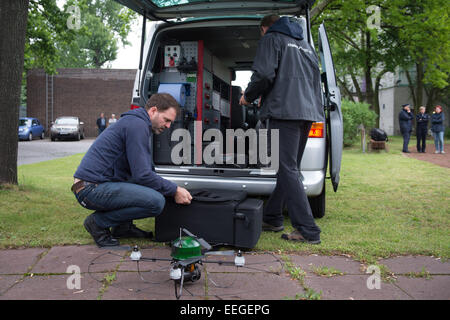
[{"xmin": 155, "ymin": 189, "xmax": 263, "ymax": 249}]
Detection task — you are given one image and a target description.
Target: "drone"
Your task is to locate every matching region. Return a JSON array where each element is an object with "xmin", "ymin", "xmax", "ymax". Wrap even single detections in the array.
[{"xmin": 129, "ymin": 228, "xmax": 247, "ymax": 299}]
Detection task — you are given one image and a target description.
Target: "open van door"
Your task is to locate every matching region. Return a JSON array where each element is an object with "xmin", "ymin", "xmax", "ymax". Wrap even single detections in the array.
[
  {"xmin": 114, "ymin": 0, "xmax": 316, "ymax": 19},
  {"xmin": 318, "ymin": 23, "xmax": 342, "ymax": 192}
]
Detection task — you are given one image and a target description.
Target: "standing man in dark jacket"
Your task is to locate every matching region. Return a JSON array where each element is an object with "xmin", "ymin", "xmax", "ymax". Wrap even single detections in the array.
[
  {"xmin": 399, "ymin": 104, "xmax": 414, "ymax": 153},
  {"xmin": 72, "ymin": 93, "xmax": 192, "ymax": 247},
  {"xmin": 415, "ymin": 106, "xmax": 430, "ymax": 153},
  {"xmin": 96, "ymin": 112, "xmax": 107, "ymax": 136},
  {"xmin": 240, "ymin": 15, "xmax": 323, "ymax": 244}
]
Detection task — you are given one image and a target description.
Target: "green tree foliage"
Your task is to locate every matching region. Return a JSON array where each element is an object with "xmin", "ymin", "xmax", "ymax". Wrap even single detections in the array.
[
  {"xmin": 25, "ymin": 0, "xmax": 75, "ymax": 74},
  {"xmin": 341, "ymin": 99, "xmax": 378, "ymax": 147},
  {"xmin": 313, "ymin": 0, "xmax": 449, "ymax": 117},
  {"xmin": 386, "ymin": 0, "xmax": 450, "ymax": 109},
  {"xmin": 58, "ymin": 0, "xmax": 137, "ymax": 68},
  {"xmin": 25, "ymin": 0, "xmax": 137, "ymax": 71}
]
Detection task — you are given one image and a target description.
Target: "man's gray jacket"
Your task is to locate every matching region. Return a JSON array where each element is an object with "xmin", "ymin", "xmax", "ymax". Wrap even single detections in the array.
[{"xmin": 244, "ymin": 16, "xmax": 324, "ymax": 122}]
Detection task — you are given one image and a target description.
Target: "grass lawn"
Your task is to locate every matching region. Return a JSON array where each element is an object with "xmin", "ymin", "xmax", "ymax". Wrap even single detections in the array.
[{"xmin": 0, "ymin": 135, "xmax": 449, "ymax": 263}]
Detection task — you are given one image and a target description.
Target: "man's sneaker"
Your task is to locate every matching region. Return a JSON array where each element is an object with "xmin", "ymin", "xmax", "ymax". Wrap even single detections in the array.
[
  {"xmin": 83, "ymin": 214, "xmax": 120, "ymax": 247},
  {"xmin": 441, "ymin": 151, "xmax": 446, "ymax": 154},
  {"xmin": 262, "ymin": 221, "xmax": 284, "ymax": 232},
  {"xmin": 111, "ymin": 222, "xmax": 153, "ymax": 239},
  {"xmin": 281, "ymin": 230, "xmax": 321, "ymax": 244}
]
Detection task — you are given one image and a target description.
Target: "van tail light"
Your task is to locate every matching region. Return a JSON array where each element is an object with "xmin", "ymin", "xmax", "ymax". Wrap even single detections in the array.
[
  {"xmin": 308, "ymin": 122, "xmax": 324, "ymax": 138},
  {"xmin": 130, "ymin": 104, "xmax": 140, "ymax": 110}
]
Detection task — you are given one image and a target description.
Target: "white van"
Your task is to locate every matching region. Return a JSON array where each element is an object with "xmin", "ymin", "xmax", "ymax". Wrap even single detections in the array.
[{"xmin": 115, "ymin": 0, "xmax": 343, "ymax": 218}]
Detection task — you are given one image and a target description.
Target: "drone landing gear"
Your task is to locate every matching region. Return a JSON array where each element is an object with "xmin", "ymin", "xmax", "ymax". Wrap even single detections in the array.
[{"xmin": 172, "ymin": 263, "xmax": 201, "ymax": 300}]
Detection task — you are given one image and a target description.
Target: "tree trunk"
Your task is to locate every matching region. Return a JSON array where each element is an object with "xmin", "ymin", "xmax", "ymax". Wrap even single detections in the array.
[
  {"xmin": 337, "ymin": 77, "xmax": 355, "ymax": 102},
  {"xmin": 415, "ymin": 62, "xmax": 424, "ymax": 108},
  {"xmin": 364, "ymin": 31, "xmax": 374, "ymax": 109},
  {"xmin": 405, "ymin": 70, "xmax": 417, "ymax": 107},
  {"xmin": 425, "ymin": 86, "xmax": 437, "ymax": 113},
  {"xmin": 373, "ymin": 70, "xmax": 388, "ymax": 128},
  {"xmin": 405, "ymin": 62, "xmax": 425, "ymax": 110},
  {"xmin": 349, "ymin": 68, "xmax": 364, "ymax": 102},
  {"xmin": 0, "ymin": 0, "xmax": 29, "ymax": 185},
  {"xmin": 311, "ymin": 0, "xmax": 337, "ymax": 21}
]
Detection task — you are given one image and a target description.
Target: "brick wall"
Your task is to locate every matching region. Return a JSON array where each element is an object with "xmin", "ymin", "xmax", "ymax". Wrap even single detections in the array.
[{"xmin": 27, "ymin": 68, "xmax": 137, "ymax": 137}]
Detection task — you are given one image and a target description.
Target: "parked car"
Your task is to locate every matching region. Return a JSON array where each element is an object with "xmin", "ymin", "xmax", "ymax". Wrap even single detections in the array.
[
  {"xmin": 50, "ymin": 116, "xmax": 85, "ymax": 141},
  {"xmin": 115, "ymin": 0, "xmax": 343, "ymax": 218},
  {"xmin": 18, "ymin": 117, "xmax": 45, "ymax": 141}
]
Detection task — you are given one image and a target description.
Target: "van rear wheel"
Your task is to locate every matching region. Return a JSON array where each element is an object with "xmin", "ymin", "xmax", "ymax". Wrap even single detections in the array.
[{"xmin": 309, "ymin": 182, "xmax": 325, "ymax": 219}]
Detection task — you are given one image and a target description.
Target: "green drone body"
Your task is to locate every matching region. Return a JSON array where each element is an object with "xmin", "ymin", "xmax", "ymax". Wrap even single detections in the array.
[{"xmin": 171, "ymin": 236, "xmax": 202, "ymax": 260}]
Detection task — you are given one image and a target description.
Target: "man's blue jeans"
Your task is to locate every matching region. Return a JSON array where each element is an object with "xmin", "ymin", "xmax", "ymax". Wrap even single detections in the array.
[{"xmin": 74, "ymin": 182, "xmax": 166, "ymax": 229}]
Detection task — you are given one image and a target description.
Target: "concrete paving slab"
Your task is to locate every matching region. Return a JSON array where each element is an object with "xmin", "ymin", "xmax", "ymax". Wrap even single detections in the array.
[
  {"xmin": 393, "ymin": 276, "xmax": 450, "ymax": 300},
  {"xmin": 0, "ymin": 273, "xmax": 104, "ymax": 300},
  {"xmin": 30, "ymin": 245, "xmax": 126, "ymax": 274},
  {"xmin": 0, "ymin": 248, "xmax": 47, "ymax": 274},
  {"xmin": 0, "ymin": 275, "xmax": 23, "ymax": 296},
  {"xmin": 1, "ymin": 245, "xmax": 449, "ymax": 301},
  {"xmin": 304, "ymin": 274, "xmax": 412, "ymax": 300},
  {"xmin": 100, "ymin": 270, "xmax": 205, "ymax": 300},
  {"xmin": 205, "ymin": 273, "xmax": 304, "ymax": 300},
  {"xmin": 288, "ymin": 254, "xmax": 365, "ymax": 275},
  {"xmin": 378, "ymin": 256, "xmax": 450, "ymax": 274}
]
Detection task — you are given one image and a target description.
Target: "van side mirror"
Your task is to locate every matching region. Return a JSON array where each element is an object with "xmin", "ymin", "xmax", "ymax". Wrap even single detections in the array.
[{"xmin": 80, "ymin": 122, "xmax": 84, "ymax": 125}]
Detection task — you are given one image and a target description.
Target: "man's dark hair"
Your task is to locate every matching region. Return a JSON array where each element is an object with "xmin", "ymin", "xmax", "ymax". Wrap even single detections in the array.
[
  {"xmin": 260, "ymin": 14, "xmax": 280, "ymax": 28},
  {"xmin": 145, "ymin": 93, "xmax": 180, "ymax": 115}
]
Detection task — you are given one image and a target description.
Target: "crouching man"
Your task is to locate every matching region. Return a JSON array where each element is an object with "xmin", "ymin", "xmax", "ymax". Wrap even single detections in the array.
[{"xmin": 72, "ymin": 93, "xmax": 192, "ymax": 247}]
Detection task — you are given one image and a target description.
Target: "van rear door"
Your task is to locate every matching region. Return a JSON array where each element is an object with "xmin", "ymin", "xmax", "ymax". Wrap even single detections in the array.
[
  {"xmin": 114, "ymin": 0, "xmax": 316, "ymax": 19},
  {"xmin": 318, "ymin": 23, "xmax": 343, "ymax": 192}
]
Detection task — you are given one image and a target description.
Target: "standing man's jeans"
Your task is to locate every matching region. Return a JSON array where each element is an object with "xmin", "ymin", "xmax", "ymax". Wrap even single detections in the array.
[
  {"xmin": 401, "ymin": 130, "xmax": 411, "ymax": 152},
  {"xmin": 74, "ymin": 182, "xmax": 165, "ymax": 229},
  {"xmin": 263, "ymin": 119, "xmax": 321, "ymax": 242},
  {"xmin": 433, "ymin": 131, "xmax": 445, "ymax": 152}
]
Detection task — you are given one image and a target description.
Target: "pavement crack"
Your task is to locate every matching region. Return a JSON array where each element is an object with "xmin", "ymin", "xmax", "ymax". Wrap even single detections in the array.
[{"xmin": 0, "ymin": 247, "xmax": 51, "ymax": 297}]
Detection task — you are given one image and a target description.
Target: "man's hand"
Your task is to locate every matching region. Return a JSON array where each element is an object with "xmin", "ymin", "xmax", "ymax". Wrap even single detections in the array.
[
  {"xmin": 239, "ymin": 94, "xmax": 250, "ymax": 106},
  {"xmin": 174, "ymin": 186, "xmax": 192, "ymax": 205}
]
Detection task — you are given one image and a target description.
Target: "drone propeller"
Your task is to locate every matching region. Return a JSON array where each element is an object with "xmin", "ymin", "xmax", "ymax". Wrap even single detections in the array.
[
  {"xmin": 181, "ymin": 228, "xmax": 212, "ymax": 251},
  {"xmin": 204, "ymin": 250, "xmax": 236, "ymax": 256}
]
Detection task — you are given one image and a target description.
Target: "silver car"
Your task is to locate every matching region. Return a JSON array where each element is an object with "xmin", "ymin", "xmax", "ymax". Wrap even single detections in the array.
[
  {"xmin": 116, "ymin": 0, "xmax": 343, "ymax": 218},
  {"xmin": 50, "ymin": 116, "xmax": 85, "ymax": 141}
]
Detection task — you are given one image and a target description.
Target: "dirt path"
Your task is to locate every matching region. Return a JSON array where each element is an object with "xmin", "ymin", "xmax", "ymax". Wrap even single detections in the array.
[{"xmin": 404, "ymin": 143, "xmax": 450, "ymax": 169}]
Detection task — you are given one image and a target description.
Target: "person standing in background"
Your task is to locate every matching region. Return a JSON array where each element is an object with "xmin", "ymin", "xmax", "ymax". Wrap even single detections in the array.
[
  {"xmin": 108, "ymin": 113, "xmax": 117, "ymax": 127},
  {"xmin": 415, "ymin": 106, "xmax": 430, "ymax": 153},
  {"xmin": 431, "ymin": 105, "xmax": 445, "ymax": 154},
  {"xmin": 399, "ymin": 104, "xmax": 414, "ymax": 153},
  {"xmin": 96, "ymin": 112, "xmax": 107, "ymax": 136}
]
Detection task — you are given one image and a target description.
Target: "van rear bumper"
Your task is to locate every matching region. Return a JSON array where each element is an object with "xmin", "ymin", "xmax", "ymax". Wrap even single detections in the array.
[{"xmin": 160, "ymin": 170, "xmax": 325, "ymax": 196}]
